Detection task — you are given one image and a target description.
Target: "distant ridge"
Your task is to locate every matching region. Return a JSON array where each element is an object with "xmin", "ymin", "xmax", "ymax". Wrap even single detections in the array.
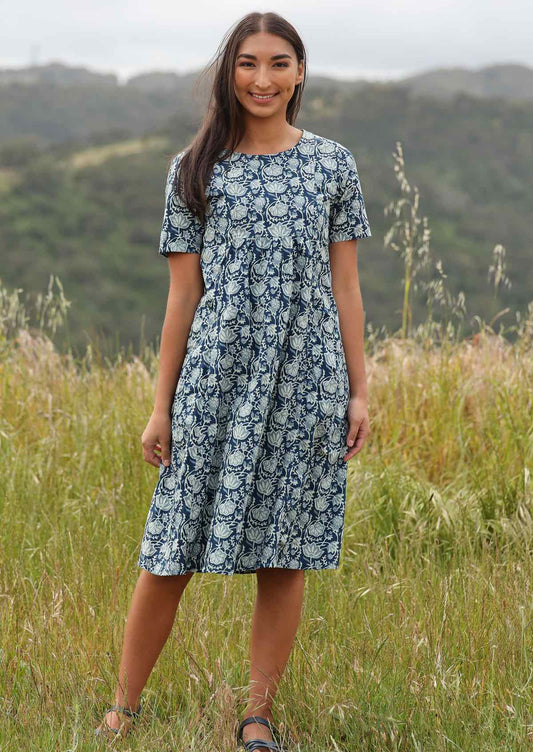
[
  {"xmin": 1, "ymin": 60, "xmax": 532, "ymax": 102},
  {"xmin": 0, "ymin": 60, "xmax": 117, "ymax": 87},
  {"xmin": 400, "ymin": 63, "xmax": 533, "ymax": 102}
]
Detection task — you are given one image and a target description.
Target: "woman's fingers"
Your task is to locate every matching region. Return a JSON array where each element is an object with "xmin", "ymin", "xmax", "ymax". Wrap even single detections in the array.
[
  {"xmin": 142, "ymin": 437, "xmax": 171, "ymax": 468},
  {"xmin": 142, "ymin": 411, "xmax": 173, "ymax": 468},
  {"xmin": 159, "ymin": 442, "xmax": 171, "ymax": 467},
  {"xmin": 144, "ymin": 448, "xmax": 162, "ymax": 468},
  {"xmin": 343, "ymin": 417, "xmax": 369, "ymax": 461}
]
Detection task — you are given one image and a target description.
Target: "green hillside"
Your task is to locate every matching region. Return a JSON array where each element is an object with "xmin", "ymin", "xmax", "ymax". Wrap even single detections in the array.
[{"xmin": 0, "ymin": 84, "xmax": 531, "ymax": 355}]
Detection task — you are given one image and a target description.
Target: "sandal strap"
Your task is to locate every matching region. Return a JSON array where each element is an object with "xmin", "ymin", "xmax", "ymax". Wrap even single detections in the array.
[
  {"xmin": 237, "ymin": 715, "xmax": 280, "ymax": 740},
  {"xmin": 95, "ymin": 725, "xmax": 120, "ymax": 736},
  {"xmin": 105, "ymin": 701, "xmax": 142, "ymax": 719},
  {"xmin": 242, "ymin": 741, "xmax": 283, "ymax": 752},
  {"xmin": 237, "ymin": 715, "xmax": 284, "ymax": 750}
]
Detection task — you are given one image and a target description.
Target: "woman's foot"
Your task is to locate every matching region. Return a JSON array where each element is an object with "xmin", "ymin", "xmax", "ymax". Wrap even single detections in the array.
[
  {"xmin": 94, "ymin": 702, "xmax": 141, "ymax": 740},
  {"xmin": 239, "ymin": 713, "xmax": 280, "ymax": 751},
  {"xmin": 241, "ymin": 719, "xmax": 275, "ymax": 750}
]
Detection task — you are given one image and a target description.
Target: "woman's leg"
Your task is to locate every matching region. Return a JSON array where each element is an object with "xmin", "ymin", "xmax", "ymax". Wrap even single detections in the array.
[
  {"xmin": 99, "ymin": 568, "xmax": 194, "ymax": 731},
  {"xmin": 241, "ymin": 567, "xmax": 305, "ymax": 748}
]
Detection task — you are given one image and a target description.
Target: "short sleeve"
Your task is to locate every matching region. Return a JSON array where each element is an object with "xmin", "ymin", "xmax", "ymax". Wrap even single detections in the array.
[
  {"xmin": 329, "ymin": 147, "xmax": 372, "ymax": 243},
  {"xmin": 158, "ymin": 152, "xmax": 205, "ymax": 257}
]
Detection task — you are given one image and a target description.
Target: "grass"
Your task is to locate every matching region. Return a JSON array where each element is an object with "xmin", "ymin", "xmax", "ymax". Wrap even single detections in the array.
[
  {"xmin": 67, "ymin": 136, "xmax": 169, "ymax": 170},
  {"xmin": 1, "ymin": 143, "xmax": 532, "ymax": 750}
]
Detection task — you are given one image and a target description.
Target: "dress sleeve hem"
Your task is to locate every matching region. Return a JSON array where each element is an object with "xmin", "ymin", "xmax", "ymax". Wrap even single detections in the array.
[{"xmin": 329, "ymin": 228, "xmax": 372, "ymax": 243}]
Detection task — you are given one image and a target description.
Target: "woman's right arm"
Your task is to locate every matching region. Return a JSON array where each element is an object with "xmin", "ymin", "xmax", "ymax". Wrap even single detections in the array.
[{"xmin": 142, "ymin": 252, "xmax": 204, "ymax": 468}]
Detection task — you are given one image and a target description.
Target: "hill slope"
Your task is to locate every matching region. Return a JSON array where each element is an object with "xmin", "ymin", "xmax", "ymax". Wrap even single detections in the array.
[{"xmin": 0, "ymin": 80, "xmax": 530, "ymax": 354}]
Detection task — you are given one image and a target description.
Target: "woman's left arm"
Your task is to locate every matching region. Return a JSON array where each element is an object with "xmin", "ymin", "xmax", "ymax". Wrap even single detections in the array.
[{"xmin": 330, "ymin": 238, "xmax": 370, "ymax": 460}]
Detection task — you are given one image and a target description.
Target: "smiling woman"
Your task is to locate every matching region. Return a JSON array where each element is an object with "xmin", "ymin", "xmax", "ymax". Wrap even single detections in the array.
[
  {"xmin": 237, "ymin": 52, "xmax": 293, "ymax": 104},
  {"xmin": 95, "ymin": 10, "xmax": 372, "ymax": 751},
  {"xmin": 226, "ymin": 36, "xmax": 306, "ymax": 155}
]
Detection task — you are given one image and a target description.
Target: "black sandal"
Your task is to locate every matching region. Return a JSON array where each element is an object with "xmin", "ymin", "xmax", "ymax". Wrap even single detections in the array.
[
  {"xmin": 237, "ymin": 715, "xmax": 286, "ymax": 752},
  {"xmin": 94, "ymin": 697, "xmax": 143, "ymax": 740}
]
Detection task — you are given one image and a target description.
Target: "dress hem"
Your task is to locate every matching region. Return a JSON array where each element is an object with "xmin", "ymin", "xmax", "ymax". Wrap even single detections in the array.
[{"xmin": 138, "ymin": 562, "xmax": 340, "ymax": 576}]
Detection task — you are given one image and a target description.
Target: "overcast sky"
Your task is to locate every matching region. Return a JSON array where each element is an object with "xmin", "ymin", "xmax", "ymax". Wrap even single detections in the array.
[{"xmin": 1, "ymin": 0, "xmax": 531, "ymax": 84}]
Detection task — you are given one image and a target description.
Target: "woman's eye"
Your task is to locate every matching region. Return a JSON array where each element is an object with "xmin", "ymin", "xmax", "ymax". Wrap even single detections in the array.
[{"xmin": 238, "ymin": 62, "xmax": 289, "ymax": 68}]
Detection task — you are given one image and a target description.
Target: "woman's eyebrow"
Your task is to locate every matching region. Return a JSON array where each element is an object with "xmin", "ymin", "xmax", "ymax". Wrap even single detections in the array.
[{"xmin": 236, "ymin": 53, "xmax": 292, "ymax": 61}]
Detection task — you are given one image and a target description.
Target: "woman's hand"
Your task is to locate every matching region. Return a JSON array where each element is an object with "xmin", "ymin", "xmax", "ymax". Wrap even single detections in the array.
[
  {"xmin": 343, "ymin": 395, "xmax": 370, "ymax": 462},
  {"xmin": 142, "ymin": 410, "xmax": 172, "ymax": 468}
]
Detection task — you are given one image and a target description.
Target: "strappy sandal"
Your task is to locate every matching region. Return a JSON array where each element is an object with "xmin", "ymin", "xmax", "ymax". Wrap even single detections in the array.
[
  {"xmin": 237, "ymin": 715, "xmax": 287, "ymax": 752},
  {"xmin": 94, "ymin": 697, "xmax": 143, "ymax": 740}
]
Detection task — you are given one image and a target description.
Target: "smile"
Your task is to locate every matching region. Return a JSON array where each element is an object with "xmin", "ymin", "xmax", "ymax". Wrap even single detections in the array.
[{"xmin": 249, "ymin": 92, "xmax": 278, "ymax": 101}]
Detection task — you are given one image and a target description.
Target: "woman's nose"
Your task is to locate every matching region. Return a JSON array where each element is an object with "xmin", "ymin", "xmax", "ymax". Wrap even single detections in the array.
[{"xmin": 253, "ymin": 68, "xmax": 272, "ymax": 88}]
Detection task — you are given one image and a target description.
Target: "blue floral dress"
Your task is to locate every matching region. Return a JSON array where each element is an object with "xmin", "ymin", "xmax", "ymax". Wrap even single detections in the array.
[{"xmin": 138, "ymin": 128, "xmax": 371, "ymax": 575}]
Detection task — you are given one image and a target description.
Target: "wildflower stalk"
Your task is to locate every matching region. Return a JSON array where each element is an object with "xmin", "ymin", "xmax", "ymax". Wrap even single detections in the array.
[{"xmin": 384, "ymin": 142, "xmax": 431, "ymax": 340}]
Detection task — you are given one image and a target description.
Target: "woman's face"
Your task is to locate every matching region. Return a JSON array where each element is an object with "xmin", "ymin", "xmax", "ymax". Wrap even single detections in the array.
[{"xmin": 233, "ymin": 32, "xmax": 303, "ymax": 118}]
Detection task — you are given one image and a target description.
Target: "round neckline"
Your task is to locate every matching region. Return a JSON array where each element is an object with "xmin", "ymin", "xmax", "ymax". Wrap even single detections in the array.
[{"xmin": 220, "ymin": 128, "xmax": 308, "ymax": 160}]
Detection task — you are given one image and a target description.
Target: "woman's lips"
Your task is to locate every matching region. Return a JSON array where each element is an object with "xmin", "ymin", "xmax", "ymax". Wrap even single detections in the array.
[{"xmin": 249, "ymin": 92, "xmax": 278, "ymax": 102}]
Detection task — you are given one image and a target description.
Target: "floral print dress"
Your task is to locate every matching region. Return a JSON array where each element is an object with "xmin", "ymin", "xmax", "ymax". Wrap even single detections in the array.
[{"xmin": 138, "ymin": 128, "xmax": 372, "ymax": 575}]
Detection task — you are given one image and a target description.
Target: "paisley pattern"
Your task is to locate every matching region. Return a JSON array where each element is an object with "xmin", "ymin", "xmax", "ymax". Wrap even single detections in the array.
[{"xmin": 138, "ymin": 128, "xmax": 371, "ymax": 575}]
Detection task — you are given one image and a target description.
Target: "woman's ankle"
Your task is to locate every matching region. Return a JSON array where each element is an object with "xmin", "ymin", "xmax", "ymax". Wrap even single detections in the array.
[
  {"xmin": 114, "ymin": 691, "xmax": 142, "ymax": 712},
  {"xmin": 243, "ymin": 704, "xmax": 274, "ymax": 721}
]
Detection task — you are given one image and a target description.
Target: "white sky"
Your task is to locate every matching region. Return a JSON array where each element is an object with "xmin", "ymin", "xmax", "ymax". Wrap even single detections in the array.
[{"xmin": 1, "ymin": 0, "xmax": 531, "ymax": 83}]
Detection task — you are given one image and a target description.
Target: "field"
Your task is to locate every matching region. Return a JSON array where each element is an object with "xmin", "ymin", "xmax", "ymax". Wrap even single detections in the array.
[{"xmin": 1, "ymin": 146, "xmax": 532, "ymax": 750}]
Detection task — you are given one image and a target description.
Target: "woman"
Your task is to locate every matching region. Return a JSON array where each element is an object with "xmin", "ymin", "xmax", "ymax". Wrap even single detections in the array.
[{"xmin": 95, "ymin": 10, "xmax": 372, "ymax": 751}]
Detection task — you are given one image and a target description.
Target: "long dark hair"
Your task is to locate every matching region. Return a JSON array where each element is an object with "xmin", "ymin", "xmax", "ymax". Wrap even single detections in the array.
[{"xmin": 171, "ymin": 11, "xmax": 307, "ymax": 223}]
